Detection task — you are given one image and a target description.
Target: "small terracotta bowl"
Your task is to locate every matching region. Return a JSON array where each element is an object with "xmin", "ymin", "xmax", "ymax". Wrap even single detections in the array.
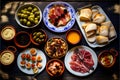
[
  {"xmin": 30, "ymin": 29, "xmax": 47, "ymax": 46},
  {"xmin": 1, "ymin": 25, "xmax": 16, "ymax": 41},
  {"xmin": 46, "ymin": 59, "xmax": 65, "ymax": 77},
  {"xmin": 66, "ymin": 29, "xmax": 82, "ymax": 45},
  {"xmin": 14, "ymin": 31, "xmax": 31, "ymax": 48},
  {"xmin": 0, "ymin": 46, "xmax": 17, "ymax": 66},
  {"xmin": 98, "ymin": 48, "xmax": 118, "ymax": 68}
]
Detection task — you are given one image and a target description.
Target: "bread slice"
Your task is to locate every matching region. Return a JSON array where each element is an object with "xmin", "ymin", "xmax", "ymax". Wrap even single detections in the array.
[
  {"xmin": 80, "ymin": 8, "xmax": 92, "ymax": 21},
  {"xmin": 92, "ymin": 9, "xmax": 99, "ymax": 20},
  {"xmin": 86, "ymin": 30, "xmax": 96, "ymax": 37},
  {"xmin": 96, "ymin": 26, "xmax": 100, "ymax": 35},
  {"xmin": 109, "ymin": 26, "xmax": 116, "ymax": 38},
  {"xmin": 87, "ymin": 34, "xmax": 96, "ymax": 43},
  {"xmin": 99, "ymin": 26, "xmax": 109, "ymax": 37},
  {"xmin": 93, "ymin": 13, "xmax": 106, "ymax": 24},
  {"xmin": 85, "ymin": 23, "xmax": 97, "ymax": 33},
  {"xmin": 82, "ymin": 22, "xmax": 90, "ymax": 29},
  {"xmin": 101, "ymin": 21, "xmax": 111, "ymax": 27},
  {"xmin": 96, "ymin": 36, "xmax": 108, "ymax": 44}
]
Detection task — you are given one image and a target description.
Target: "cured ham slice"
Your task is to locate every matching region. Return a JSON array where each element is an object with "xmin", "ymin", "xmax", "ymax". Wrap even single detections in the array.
[
  {"xmin": 70, "ymin": 61, "xmax": 89, "ymax": 73},
  {"xmin": 48, "ymin": 5, "xmax": 71, "ymax": 27},
  {"xmin": 69, "ymin": 49, "xmax": 94, "ymax": 73}
]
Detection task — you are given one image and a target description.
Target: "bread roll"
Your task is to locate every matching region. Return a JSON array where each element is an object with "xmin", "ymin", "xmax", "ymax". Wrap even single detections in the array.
[
  {"xmin": 86, "ymin": 31, "xmax": 96, "ymax": 37},
  {"xmin": 96, "ymin": 26, "xmax": 100, "ymax": 34},
  {"xmin": 87, "ymin": 34, "xmax": 96, "ymax": 43},
  {"xmin": 99, "ymin": 26, "xmax": 109, "ymax": 36},
  {"xmin": 92, "ymin": 9, "xmax": 99, "ymax": 20},
  {"xmin": 82, "ymin": 22, "xmax": 90, "ymax": 29},
  {"xmin": 93, "ymin": 13, "xmax": 106, "ymax": 24},
  {"xmin": 101, "ymin": 21, "xmax": 111, "ymax": 27},
  {"xmin": 85, "ymin": 23, "xmax": 97, "ymax": 33},
  {"xmin": 109, "ymin": 26, "xmax": 116, "ymax": 38},
  {"xmin": 96, "ymin": 36, "xmax": 108, "ymax": 44},
  {"xmin": 80, "ymin": 8, "xmax": 92, "ymax": 21}
]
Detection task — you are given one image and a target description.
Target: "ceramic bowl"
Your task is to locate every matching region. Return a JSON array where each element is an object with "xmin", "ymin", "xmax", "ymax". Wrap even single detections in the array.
[
  {"xmin": 0, "ymin": 46, "xmax": 17, "ymax": 66},
  {"xmin": 44, "ymin": 37, "xmax": 68, "ymax": 58},
  {"xmin": 1, "ymin": 25, "xmax": 16, "ymax": 41},
  {"xmin": 98, "ymin": 48, "xmax": 118, "ymax": 68},
  {"xmin": 15, "ymin": 4, "xmax": 42, "ymax": 28},
  {"xmin": 14, "ymin": 31, "xmax": 31, "ymax": 48},
  {"xmin": 66, "ymin": 29, "xmax": 82, "ymax": 45},
  {"xmin": 30, "ymin": 29, "xmax": 47, "ymax": 46},
  {"xmin": 46, "ymin": 59, "xmax": 65, "ymax": 77}
]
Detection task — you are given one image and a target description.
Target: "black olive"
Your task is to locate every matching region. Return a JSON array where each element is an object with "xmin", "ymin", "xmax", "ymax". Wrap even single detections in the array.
[
  {"xmin": 64, "ymin": 9, "xmax": 67, "ymax": 14},
  {"xmin": 55, "ymin": 18, "xmax": 59, "ymax": 22},
  {"xmin": 57, "ymin": 16, "xmax": 61, "ymax": 20},
  {"xmin": 61, "ymin": 14, "xmax": 65, "ymax": 18},
  {"xmin": 54, "ymin": 22, "xmax": 58, "ymax": 26}
]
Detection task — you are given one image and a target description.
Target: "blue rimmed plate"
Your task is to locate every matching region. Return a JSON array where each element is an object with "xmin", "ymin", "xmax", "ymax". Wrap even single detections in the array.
[{"xmin": 43, "ymin": 2, "xmax": 75, "ymax": 33}]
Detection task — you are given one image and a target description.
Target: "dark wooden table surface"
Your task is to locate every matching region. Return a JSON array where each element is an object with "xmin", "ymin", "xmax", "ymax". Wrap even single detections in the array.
[{"xmin": 0, "ymin": 1, "xmax": 120, "ymax": 80}]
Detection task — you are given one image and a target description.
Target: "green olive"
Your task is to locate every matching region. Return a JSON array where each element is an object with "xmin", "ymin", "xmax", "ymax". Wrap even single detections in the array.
[
  {"xmin": 19, "ymin": 19, "xmax": 23, "ymax": 23},
  {"xmin": 36, "ymin": 32, "xmax": 40, "ymax": 37},
  {"xmin": 28, "ymin": 6, "xmax": 32, "ymax": 11},
  {"xmin": 30, "ymin": 14, "xmax": 35, "ymax": 18},
  {"xmin": 41, "ymin": 39, "xmax": 44, "ymax": 41},
  {"xmin": 26, "ymin": 11, "xmax": 30, "ymax": 15},
  {"xmin": 35, "ymin": 38, "xmax": 39, "ymax": 42},
  {"xmin": 43, "ymin": 34, "xmax": 45, "ymax": 37},
  {"xmin": 30, "ymin": 13, "xmax": 34, "ymax": 15},
  {"xmin": 33, "ymin": 36, "xmax": 37, "ymax": 40},
  {"xmin": 23, "ymin": 10, "xmax": 27, "ymax": 14},
  {"xmin": 28, "ymin": 16, "xmax": 31, "ymax": 21},
  {"xmin": 26, "ymin": 21, "xmax": 31, "ymax": 26},
  {"xmin": 21, "ymin": 10, "xmax": 24, "ymax": 13},
  {"xmin": 23, "ymin": 14, "xmax": 28, "ymax": 18},
  {"xmin": 35, "ymin": 18, "xmax": 38, "ymax": 20},
  {"xmin": 17, "ymin": 13, "xmax": 21, "ymax": 17},
  {"xmin": 24, "ymin": 8, "xmax": 27, "ymax": 11},
  {"xmin": 33, "ymin": 32, "xmax": 37, "ymax": 36},
  {"xmin": 35, "ymin": 11, "xmax": 40, "ymax": 15},
  {"xmin": 34, "ymin": 20, "xmax": 38, "ymax": 24},
  {"xmin": 29, "ymin": 18, "xmax": 34, "ymax": 22},
  {"xmin": 33, "ymin": 8, "xmax": 38, "ymax": 12},
  {"xmin": 40, "ymin": 35, "xmax": 43, "ymax": 38},
  {"xmin": 23, "ymin": 19, "xmax": 27, "ymax": 24},
  {"xmin": 38, "ymin": 39, "xmax": 41, "ymax": 43},
  {"xmin": 36, "ymin": 16, "xmax": 40, "ymax": 19},
  {"xmin": 21, "ymin": 14, "xmax": 24, "ymax": 18}
]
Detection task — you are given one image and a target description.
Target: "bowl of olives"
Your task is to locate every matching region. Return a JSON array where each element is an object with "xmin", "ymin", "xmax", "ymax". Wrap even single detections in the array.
[
  {"xmin": 15, "ymin": 4, "xmax": 42, "ymax": 28},
  {"xmin": 30, "ymin": 29, "xmax": 47, "ymax": 45}
]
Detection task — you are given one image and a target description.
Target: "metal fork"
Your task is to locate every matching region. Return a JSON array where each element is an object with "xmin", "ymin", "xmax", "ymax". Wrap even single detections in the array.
[{"xmin": 74, "ymin": 48, "xmax": 94, "ymax": 71}]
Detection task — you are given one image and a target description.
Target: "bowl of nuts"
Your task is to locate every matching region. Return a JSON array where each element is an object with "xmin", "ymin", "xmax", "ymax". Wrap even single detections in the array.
[
  {"xmin": 46, "ymin": 59, "xmax": 65, "ymax": 77},
  {"xmin": 15, "ymin": 4, "xmax": 42, "ymax": 28},
  {"xmin": 30, "ymin": 29, "xmax": 47, "ymax": 45},
  {"xmin": 44, "ymin": 37, "xmax": 68, "ymax": 58}
]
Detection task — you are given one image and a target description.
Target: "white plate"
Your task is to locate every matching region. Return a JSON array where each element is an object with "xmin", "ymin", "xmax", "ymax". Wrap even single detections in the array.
[
  {"xmin": 75, "ymin": 5, "xmax": 117, "ymax": 48},
  {"xmin": 17, "ymin": 48, "xmax": 47, "ymax": 75},
  {"xmin": 43, "ymin": 2, "xmax": 75, "ymax": 33},
  {"xmin": 64, "ymin": 46, "xmax": 98, "ymax": 76}
]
